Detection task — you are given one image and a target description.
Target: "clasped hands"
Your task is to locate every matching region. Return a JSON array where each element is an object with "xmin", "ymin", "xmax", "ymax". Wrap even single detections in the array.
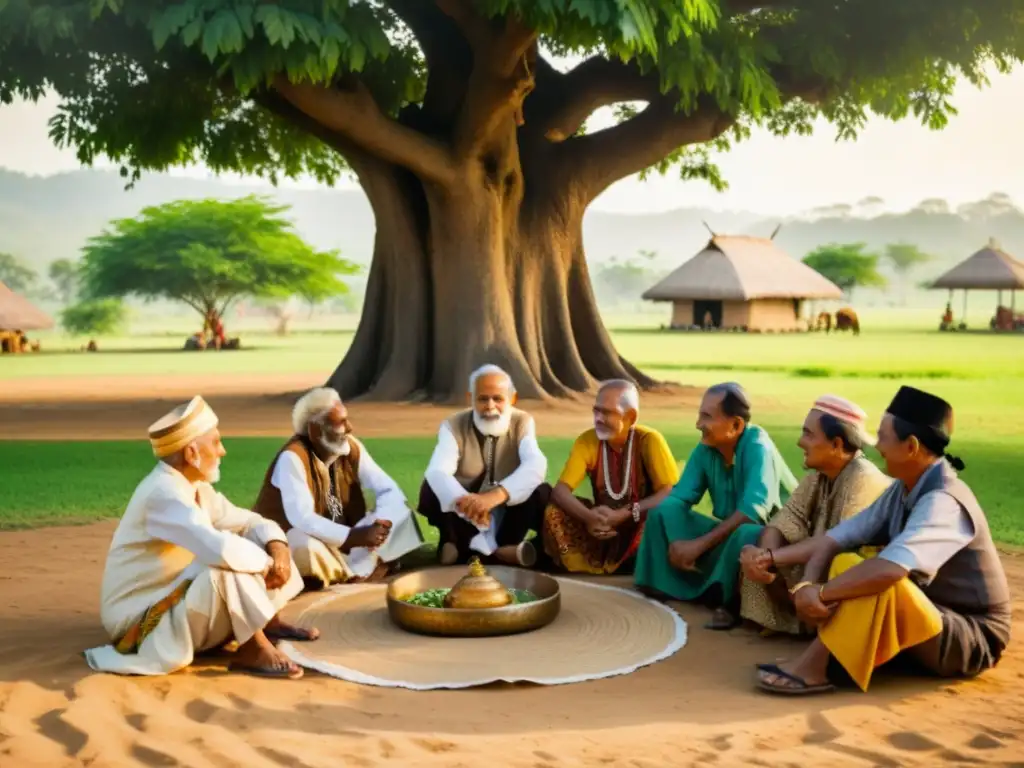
[
  {"xmin": 739, "ymin": 545, "xmax": 837, "ymax": 625},
  {"xmin": 739, "ymin": 544, "xmax": 777, "ymax": 584},
  {"xmin": 584, "ymin": 505, "xmax": 633, "ymax": 540},
  {"xmin": 455, "ymin": 486, "xmax": 507, "ymax": 527}
]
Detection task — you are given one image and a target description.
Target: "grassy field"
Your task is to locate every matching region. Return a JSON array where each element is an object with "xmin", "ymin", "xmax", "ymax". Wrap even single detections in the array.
[{"xmin": 2, "ymin": 308, "xmax": 1021, "ymax": 541}]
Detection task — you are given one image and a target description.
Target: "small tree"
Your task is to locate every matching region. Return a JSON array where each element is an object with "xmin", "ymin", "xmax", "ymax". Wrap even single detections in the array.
[
  {"xmin": 80, "ymin": 196, "xmax": 357, "ymax": 332},
  {"xmin": 885, "ymin": 242, "xmax": 933, "ymax": 305},
  {"xmin": 0, "ymin": 252, "xmax": 39, "ymax": 295},
  {"xmin": 60, "ymin": 298, "xmax": 127, "ymax": 337},
  {"xmin": 803, "ymin": 244, "xmax": 887, "ymax": 300},
  {"xmin": 48, "ymin": 258, "xmax": 81, "ymax": 305}
]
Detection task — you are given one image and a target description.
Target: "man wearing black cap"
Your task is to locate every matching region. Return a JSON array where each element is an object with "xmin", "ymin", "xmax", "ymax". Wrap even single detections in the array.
[{"xmin": 754, "ymin": 386, "xmax": 1011, "ymax": 695}]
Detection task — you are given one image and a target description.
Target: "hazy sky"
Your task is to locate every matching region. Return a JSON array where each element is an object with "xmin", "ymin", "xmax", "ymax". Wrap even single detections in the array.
[{"xmin": 1, "ymin": 66, "xmax": 1021, "ymax": 216}]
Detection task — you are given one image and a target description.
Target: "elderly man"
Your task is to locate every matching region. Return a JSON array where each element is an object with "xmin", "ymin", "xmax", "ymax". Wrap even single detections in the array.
[
  {"xmin": 84, "ymin": 396, "xmax": 314, "ymax": 680},
  {"xmin": 756, "ymin": 387, "xmax": 1011, "ymax": 695},
  {"xmin": 253, "ymin": 387, "xmax": 423, "ymax": 588},
  {"xmin": 634, "ymin": 382, "xmax": 797, "ymax": 629},
  {"xmin": 738, "ymin": 395, "xmax": 892, "ymax": 635},
  {"xmin": 542, "ymin": 380, "xmax": 679, "ymax": 574},
  {"xmin": 420, "ymin": 364, "xmax": 549, "ymax": 566}
]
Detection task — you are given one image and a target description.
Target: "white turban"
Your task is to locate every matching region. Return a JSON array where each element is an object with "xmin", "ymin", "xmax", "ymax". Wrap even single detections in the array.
[{"xmin": 148, "ymin": 396, "xmax": 219, "ymax": 458}]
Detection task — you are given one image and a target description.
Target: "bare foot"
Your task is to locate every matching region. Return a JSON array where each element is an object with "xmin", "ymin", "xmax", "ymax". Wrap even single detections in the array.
[
  {"xmin": 230, "ymin": 630, "xmax": 304, "ymax": 679},
  {"xmin": 264, "ymin": 615, "xmax": 320, "ymax": 642}
]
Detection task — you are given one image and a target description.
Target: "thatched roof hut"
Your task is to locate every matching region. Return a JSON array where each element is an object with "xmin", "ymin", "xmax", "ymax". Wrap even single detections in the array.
[
  {"xmin": 930, "ymin": 239, "xmax": 1024, "ymax": 291},
  {"xmin": 0, "ymin": 280, "xmax": 54, "ymax": 332},
  {"xmin": 642, "ymin": 235, "xmax": 842, "ymax": 331}
]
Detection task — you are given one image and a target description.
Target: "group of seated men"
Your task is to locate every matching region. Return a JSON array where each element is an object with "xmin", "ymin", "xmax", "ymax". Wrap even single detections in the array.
[{"xmin": 84, "ymin": 364, "xmax": 1011, "ymax": 694}]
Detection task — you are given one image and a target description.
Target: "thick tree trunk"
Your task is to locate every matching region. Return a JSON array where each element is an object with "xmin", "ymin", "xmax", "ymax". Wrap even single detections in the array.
[{"xmin": 326, "ymin": 164, "xmax": 652, "ymax": 403}]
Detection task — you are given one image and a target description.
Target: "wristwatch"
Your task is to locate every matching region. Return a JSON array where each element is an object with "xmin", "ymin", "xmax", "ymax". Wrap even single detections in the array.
[{"xmin": 630, "ymin": 502, "xmax": 641, "ymax": 522}]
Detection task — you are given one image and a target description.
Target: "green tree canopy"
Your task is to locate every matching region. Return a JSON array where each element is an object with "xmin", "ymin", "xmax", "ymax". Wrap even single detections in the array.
[
  {"xmin": 803, "ymin": 243, "xmax": 887, "ymax": 297},
  {"xmin": 79, "ymin": 196, "xmax": 357, "ymax": 326},
  {"xmin": 48, "ymin": 258, "xmax": 81, "ymax": 304},
  {"xmin": 3, "ymin": 1, "xmax": 1020, "ymax": 400},
  {"xmin": 0, "ymin": 252, "xmax": 39, "ymax": 295},
  {"xmin": 885, "ymin": 242, "xmax": 933, "ymax": 274},
  {"xmin": 60, "ymin": 297, "xmax": 127, "ymax": 336}
]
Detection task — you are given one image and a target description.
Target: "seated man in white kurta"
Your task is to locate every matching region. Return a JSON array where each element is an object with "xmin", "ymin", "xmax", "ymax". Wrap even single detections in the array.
[
  {"xmin": 419, "ymin": 364, "xmax": 550, "ymax": 567},
  {"xmin": 84, "ymin": 396, "xmax": 316, "ymax": 681},
  {"xmin": 252, "ymin": 387, "xmax": 423, "ymax": 588}
]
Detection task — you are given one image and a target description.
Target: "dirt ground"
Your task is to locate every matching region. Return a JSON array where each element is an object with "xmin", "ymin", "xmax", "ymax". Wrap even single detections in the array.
[{"xmin": 2, "ymin": 374, "xmax": 1023, "ymax": 767}]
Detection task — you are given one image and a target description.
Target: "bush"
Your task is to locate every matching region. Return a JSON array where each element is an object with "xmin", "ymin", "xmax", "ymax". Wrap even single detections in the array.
[{"xmin": 60, "ymin": 298, "xmax": 127, "ymax": 336}]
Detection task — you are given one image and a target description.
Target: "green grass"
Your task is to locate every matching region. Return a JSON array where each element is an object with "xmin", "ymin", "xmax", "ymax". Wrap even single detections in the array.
[
  {"xmin": 3, "ymin": 307, "xmax": 1022, "ymax": 543},
  {"xmin": 3, "ymin": 428, "xmax": 1023, "ymax": 546}
]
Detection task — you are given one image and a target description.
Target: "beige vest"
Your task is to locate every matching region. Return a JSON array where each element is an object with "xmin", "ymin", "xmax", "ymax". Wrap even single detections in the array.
[{"xmin": 446, "ymin": 408, "xmax": 529, "ymax": 492}]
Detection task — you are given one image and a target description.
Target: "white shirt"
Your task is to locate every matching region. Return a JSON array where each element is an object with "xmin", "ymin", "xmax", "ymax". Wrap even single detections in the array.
[
  {"xmin": 270, "ymin": 437, "xmax": 409, "ymax": 549},
  {"xmin": 99, "ymin": 462, "xmax": 286, "ymax": 638},
  {"xmin": 424, "ymin": 415, "xmax": 547, "ymax": 553}
]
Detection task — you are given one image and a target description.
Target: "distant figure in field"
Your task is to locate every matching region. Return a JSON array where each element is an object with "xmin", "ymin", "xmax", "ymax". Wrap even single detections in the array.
[
  {"xmin": 941, "ymin": 303, "xmax": 954, "ymax": 331},
  {"xmin": 834, "ymin": 308, "xmax": 860, "ymax": 335},
  {"xmin": 814, "ymin": 312, "xmax": 832, "ymax": 333}
]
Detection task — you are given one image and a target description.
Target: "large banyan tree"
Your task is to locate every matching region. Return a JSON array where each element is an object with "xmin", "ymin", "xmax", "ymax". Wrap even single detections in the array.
[{"xmin": 2, "ymin": 2, "xmax": 1020, "ymax": 400}]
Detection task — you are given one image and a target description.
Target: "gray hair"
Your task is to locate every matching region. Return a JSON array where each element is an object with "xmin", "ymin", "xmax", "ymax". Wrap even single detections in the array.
[
  {"xmin": 468, "ymin": 364, "xmax": 515, "ymax": 395},
  {"xmin": 597, "ymin": 379, "xmax": 640, "ymax": 416},
  {"xmin": 292, "ymin": 387, "xmax": 342, "ymax": 434}
]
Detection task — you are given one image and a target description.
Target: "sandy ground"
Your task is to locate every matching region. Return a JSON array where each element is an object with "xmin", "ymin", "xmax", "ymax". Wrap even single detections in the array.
[
  {"xmin": 0, "ymin": 373, "xmax": 706, "ymax": 440},
  {"xmin": 2, "ymin": 522, "xmax": 1023, "ymax": 768},
  {"xmin": 2, "ymin": 373, "xmax": 1024, "ymax": 767}
]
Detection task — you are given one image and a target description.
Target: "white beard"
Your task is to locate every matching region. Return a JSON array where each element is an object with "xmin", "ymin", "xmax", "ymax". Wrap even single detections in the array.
[
  {"xmin": 595, "ymin": 425, "xmax": 614, "ymax": 442},
  {"xmin": 320, "ymin": 434, "xmax": 352, "ymax": 459},
  {"xmin": 205, "ymin": 462, "xmax": 221, "ymax": 485},
  {"xmin": 473, "ymin": 409, "xmax": 512, "ymax": 438}
]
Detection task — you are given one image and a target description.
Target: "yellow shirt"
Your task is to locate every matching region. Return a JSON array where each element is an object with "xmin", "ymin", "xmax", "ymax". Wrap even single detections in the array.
[{"xmin": 558, "ymin": 424, "xmax": 680, "ymax": 493}]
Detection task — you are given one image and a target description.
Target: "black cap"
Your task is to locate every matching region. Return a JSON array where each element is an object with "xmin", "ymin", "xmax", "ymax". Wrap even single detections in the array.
[{"xmin": 886, "ymin": 386, "xmax": 963, "ymax": 470}]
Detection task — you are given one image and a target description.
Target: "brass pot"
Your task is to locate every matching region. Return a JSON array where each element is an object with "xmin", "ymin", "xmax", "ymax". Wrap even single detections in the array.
[
  {"xmin": 388, "ymin": 565, "xmax": 561, "ymax": 637},
  {"xmin": 443, "ymin": 557, "xmax": 513, "ymax": 609}
]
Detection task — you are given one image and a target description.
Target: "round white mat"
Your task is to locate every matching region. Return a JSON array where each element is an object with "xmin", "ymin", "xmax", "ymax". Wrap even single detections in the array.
[{"xmin": 278, "ymin": 578, "xmax": 687, "ymax": 690}]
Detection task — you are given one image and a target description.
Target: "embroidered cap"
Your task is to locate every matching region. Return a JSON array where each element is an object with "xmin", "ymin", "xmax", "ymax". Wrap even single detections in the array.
[
  {"xmin": 148, "ymin": 395, "xmax": 219, "ymax": 458},
  {"xmin": 811, "ymin": 394, "xmax": 876, "ymax": 447}
]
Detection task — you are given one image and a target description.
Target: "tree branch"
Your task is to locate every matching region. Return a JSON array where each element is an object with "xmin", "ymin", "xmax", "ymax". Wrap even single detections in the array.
[
  {"xmin": 537, "ymin": 57, "xmax": 663, "ymax": 142},
  {"xmin": 272, "ymin": 76, "xmax": 455, "ymax": 185},
  {"xmin": 432, "ymin": 0, "xmax": 538, "ymax": 157},
  {"xmin": 563, "ymin": 96, "xmax": 735, "ymax": 202},
  {"xmin": 559, "ymin": 60, "xmax": 828, "ymax": 202}
]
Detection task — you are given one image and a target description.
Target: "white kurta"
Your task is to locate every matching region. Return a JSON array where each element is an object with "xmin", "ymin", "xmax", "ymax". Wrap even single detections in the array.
[
  {"xmin": 424, "ymin": 416, "xmax": 547, "ymax": 554},
  {"xmin": 272, "ymin": 437, "xmax": 423, "ymax": 581},
  {"xmin": 84, "ymin": 462, "xmax": 302, "ymax": 676}
]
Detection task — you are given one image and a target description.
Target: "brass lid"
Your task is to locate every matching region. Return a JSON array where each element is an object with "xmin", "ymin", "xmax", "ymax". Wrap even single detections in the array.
[{"xmin": 443, "ymin": 557, "xmax": 513, "ymax": 609}]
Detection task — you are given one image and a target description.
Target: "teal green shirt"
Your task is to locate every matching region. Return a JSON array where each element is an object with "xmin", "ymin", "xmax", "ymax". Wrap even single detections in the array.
[{"xmin": 669, "ymin": 425, "xmax": 798, "ymax": 523}]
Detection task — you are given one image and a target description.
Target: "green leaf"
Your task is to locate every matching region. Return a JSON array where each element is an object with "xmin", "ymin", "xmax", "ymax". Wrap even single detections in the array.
[
  {"xmin": 181, "ymin": 18, "xmax": 203, "ymax": 47},
  {"xmin": 151, "ymin": 4, "xmax": 194, "ymax": 50}
]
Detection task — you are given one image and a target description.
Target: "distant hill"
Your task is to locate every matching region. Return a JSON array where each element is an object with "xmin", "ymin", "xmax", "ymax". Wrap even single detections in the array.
[{"xmin": 2, "ymin": 168, "xmax": 1022, "ymax": 308}]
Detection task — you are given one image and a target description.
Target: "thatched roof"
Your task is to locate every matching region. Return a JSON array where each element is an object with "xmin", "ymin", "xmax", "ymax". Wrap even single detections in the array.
[
  {"xmin": 930, "ymin": 240, "xmax": 1024, "ymax": 290},
  {"xmin": 642, "ymin": 235, "xmax": 843, "ymax": 302},
  {"xmin": 0, "ymin": 281, "xmax": 54, "ymax": 331}
]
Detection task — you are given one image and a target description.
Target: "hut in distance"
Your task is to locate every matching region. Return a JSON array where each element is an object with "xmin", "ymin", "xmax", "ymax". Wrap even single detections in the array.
[
  {"xmin": 642, "ymin": 231, "xmax": 843, "ymax": 332},
  {"xmin": 0, "ymin": 280, "xmax": 53, "ymax": 353}
]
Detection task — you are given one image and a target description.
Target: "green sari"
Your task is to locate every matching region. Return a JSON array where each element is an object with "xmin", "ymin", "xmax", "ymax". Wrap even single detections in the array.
[{"xmin": 634, "ymin": 425, "xmax": 797, "ymax": 603}]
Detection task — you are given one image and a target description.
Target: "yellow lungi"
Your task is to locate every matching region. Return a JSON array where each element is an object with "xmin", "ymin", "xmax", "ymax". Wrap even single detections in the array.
[{"xmin": 819, "ymin": 552, "xmax": 944, "ymax": 691}]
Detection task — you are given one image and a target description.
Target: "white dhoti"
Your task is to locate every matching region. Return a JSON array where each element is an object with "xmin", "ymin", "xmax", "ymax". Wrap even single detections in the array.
[
  {"xmin": 288, "ymin": 507, "xmax": 424, "ymax": 583},
  {"xmin": 84, "ymin": 559, "xmax": 303, "ymax": 676}
]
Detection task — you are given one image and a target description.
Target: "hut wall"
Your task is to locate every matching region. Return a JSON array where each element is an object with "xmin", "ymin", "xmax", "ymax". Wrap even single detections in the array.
[
  {"xmin": 670, "ymin": 300, "xmax": 694, "ymax": 327},
  {"xmin": 747, "ymin": 298, "xmax": 801, "ymax": 331},
  {"xmin": 722, "ymin": 301, "xmax": 751, "ymax": 329}
]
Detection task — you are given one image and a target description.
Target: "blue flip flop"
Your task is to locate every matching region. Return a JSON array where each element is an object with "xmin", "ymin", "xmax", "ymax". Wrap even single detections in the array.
[{"xmin": 756, "ymin": 663, "xmax": 835, "ymax": 695}]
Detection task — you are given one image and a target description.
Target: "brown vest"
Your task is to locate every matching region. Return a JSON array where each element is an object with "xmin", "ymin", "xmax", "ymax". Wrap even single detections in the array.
[
  {"xmin": 253, "ymin": 435, "xmax": 367, "ymax": 532},
  {"xmin": 446, "ymin": 408, "xmax": 529, "ymax": 492}
]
